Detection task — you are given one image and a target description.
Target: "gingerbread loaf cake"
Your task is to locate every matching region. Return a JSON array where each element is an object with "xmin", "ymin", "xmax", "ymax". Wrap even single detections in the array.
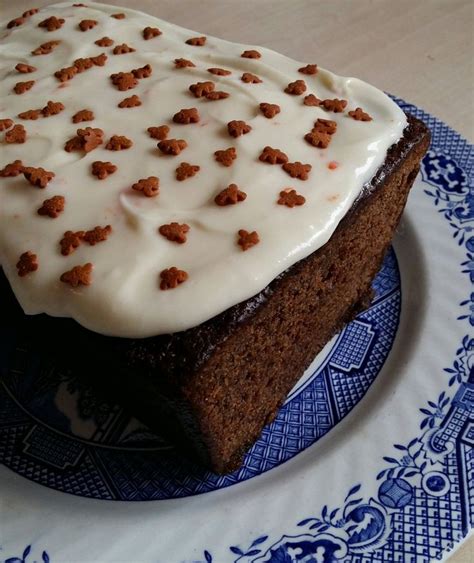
[{"xmin": 0, "ymin": 3, "xmax": 430, "ymax": 473}]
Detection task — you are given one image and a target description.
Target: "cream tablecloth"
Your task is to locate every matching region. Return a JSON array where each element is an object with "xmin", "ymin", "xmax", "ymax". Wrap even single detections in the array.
[{"xmin": 2, "ymin": 0, "xmax": 473, "ymax": 560}]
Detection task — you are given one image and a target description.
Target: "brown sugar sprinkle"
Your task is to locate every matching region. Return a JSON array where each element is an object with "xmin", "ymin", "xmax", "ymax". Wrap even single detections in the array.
[
  {"xmin": 147, "ymin": 125, "xmax": 169, "ymax": 140},
  {"xmin": 65, "ymin": 127, "xmax": 104, "ymax": 153},
  {"xmin": 106, "ymin": 135, "xmax": 133, "ymax": 150},
  {"xmin": 118, "ymin": 94, "xmax": 141, "ymax": 108},
  {"xmin": 79, "ymin": 19, "xmax": 97, "ymax": 31},
  {"xmin": 17, "ymin": 251, "xmax": 38, "ymax": 277},
  {"xmin": 111, "ymin": 13, "xmax": 125, "ymax": 19},
  {"xmin": 278, "ymin": 188, "xmax": 306, "ymax": 207},
  {"xmin": 7, "ymin": 17, "xmax": 26, "ymax": 29},
  {"xmin": 132, "ymin": 64, "xmax": 152, "ymax": 79},
  {"xmin": 158, "ymin": 139, "xmax": 187, "ymax": 156},
  {"xmin": 259, "ymin": 103, "xmax": 280, "ymax": 119},
  {"xmin": 14, "ymin": 80, "xmax": 35, "ymax": 95},
  {"xmin": 113, "ymin": 43, "xmax": 136, "ymax": 55},
  {"xmin": 189, "ymin": 81, "xmax": 215, "ymax": 98},
  {"xmin": 32, "ymin": 40, "xmax": 60, "ymax": 56},
  {"xmin": 173, "ymin": 108, "xmax": 200, "ymax": 124},
  {"xmin": 214, "ymin": 147, "xmax": 237, "ymax": 167},
  {"xmin": 42, "ymin": 100, "xmax": 65, "ymax": 117},
  {"xmin": 60, "ymin": 231, "xmax": 84, "ymax": 255},
  {"xmin": 23, "ymin": 8, "xmax": 39, "ymax": 17},
  {"xmin": 18, "ymin": 109, "xmax": 41, "ymax": 120},
  {"xmin": 241, "ymin": 50, "xmax": 261, "ymax": 59},
  {"xmin": 0, "ymin": 160, "xmax": 24, "ymax": 177},
  {"xmin": 160, "ymin": 267, "xmax": 188, "ymax": 290},
  {"xmin": 205, "ymin": 91, "xmax": 230, "ymax": 101},
  {"xmin": 83, "ymin": 225, "xmax": 112, "ymax": 245},
  {"xmin": 282, "ymin": 161, "xmax": 312, "ymax": 180},
  {"xmin": 60, "ymin": 263, "xmax": 93, "ymax": 287},
  {"xmin": 110, "ymin": 71, "xmax": 138, "ymax": 91},
  {"xmin": 259, "ymin": 146, "xmax": 288, "ymax": 165},
  {"xmin": 304, "ymin": 130, "xmax": 332, "ymax": 149},
  {"xmin": 238, "ymin": 229, "xmax": 259, "ymax": 251},
  {"xmin": 241, "ymin": 72, "xmax": 262, "ymax": 84},
  {"xmin": 304, "ymin": 94, "xmax": 322, "ymax": 106},
  {"xmin": 215, "ymin": 184, "xmax": 247, "ymax": 206},
  {"xmin": 91, "ymin": 161, "xmax": 117, "ymax": 179},
  {"xmin": 174, "ymin": 58, "xmax": 196, "ymax": 69},
  {"xmin": 95, "ymin": 36, "xmax": 114, "ymax": 47},
  {"xmin": 314, "ymin": 118, "xmax": 337, "ymax": 135},
  {"xmin": 158, "ymin": 222, "xmax": 190, "ymax": 244},
  {"xmin": 207, "ymin": 67, "xmax": 231, "ymax": 76},
  {"xmin": 90, "ymin": 53, "xmax": 107, "ymax": 66},
  {"xmin": 5, "ymin": 124, "xmax": 27, "ymax": 144},
  {"xmin": 55, "ymin": 66, "xmax": 78, "ymax": 82},
  {"xmin": 227, "ymin": 120, "xmax": 251, "ymax": 137},
  {"xmin": 23, "ymin": 166, "xmax": 55, "ymax": 188},
  {"xmin": 38, "ymin": 16, "xmax": 65, "ymax": 32},
  {"xmin": 74, "ymin": 57, "xmax": 94, "ymax": 72},
  {"xmin": 143, "ymin": 26, "xmax": 161, "ymax": 40},
  {"xmin": 72, "ymin": 109, "xmax": 94, "ymax": 123},
  {"xmin": 285, "ymin": 79, "xmax": 306, "ymax": 95},
  {"xmin": 132, "ymin": 176, "xmax": 159, "ymax": 197},
  {"xmin": 15, "ymin": 63, "xmax": 37, "ymax": 74},
  {"xmin": 186, "ymin": 36, "xmax": 206, "ymax": 46},
  {"xmin": 298, "ymin": 64, "xmax": 318, "ymax": 75},
  {"xmin": 0, "ymin": 119, "xmax": 14, "ymax": 131},
  {"xmin": 348, "ymin": 107, "xmax": 373, "ymax": 121},
  {"xmin": 38, "ymin": 195, "xmax": 65, "ymax": 218},
  {"xmin": 175, "ymin": 162, "xmax": 200, "ymax": 181},
  {"xmin": 322, "ymin": 98, "xmax": 348, "ymax": 113}
]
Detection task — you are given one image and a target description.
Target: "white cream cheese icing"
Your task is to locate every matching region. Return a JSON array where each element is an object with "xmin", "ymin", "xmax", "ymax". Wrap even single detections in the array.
[{"xmin": 0, "ymin": 1, "xmax": 407, "ymax": 337}]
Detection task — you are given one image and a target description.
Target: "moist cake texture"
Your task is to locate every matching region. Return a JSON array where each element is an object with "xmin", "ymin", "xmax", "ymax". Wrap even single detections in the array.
[{"xmin": 0, "ymin": 3, "xmax": 430, "ymax": 473}]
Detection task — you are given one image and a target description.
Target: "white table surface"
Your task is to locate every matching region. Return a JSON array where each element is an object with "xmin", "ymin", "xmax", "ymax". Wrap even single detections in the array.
[{"xmin": 2, "ymin": 0, "xmax": 473, "ymax": 560}]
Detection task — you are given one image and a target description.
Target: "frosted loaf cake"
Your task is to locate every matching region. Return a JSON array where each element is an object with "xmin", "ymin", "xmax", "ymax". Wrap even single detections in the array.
[{"xmin": 0, "ymin": 2, "xmax": 430, "ymax": 472}]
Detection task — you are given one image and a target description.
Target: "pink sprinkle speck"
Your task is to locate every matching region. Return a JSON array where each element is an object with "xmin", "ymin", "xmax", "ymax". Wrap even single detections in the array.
[{"xmin": 328, "ymin": 161, "xmax": 339, "ymax": 170}]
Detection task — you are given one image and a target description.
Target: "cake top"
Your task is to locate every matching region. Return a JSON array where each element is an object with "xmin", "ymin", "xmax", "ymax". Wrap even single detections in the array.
[{"xmin": 0, "ymin": 2, "xmax": 406, "ymax": 337}]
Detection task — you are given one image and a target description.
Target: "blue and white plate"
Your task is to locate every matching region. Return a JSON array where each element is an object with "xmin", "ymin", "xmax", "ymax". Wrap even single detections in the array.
[{"xmin": 0, "ymin": 98, "xmax": 473, "ymax": 563}]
